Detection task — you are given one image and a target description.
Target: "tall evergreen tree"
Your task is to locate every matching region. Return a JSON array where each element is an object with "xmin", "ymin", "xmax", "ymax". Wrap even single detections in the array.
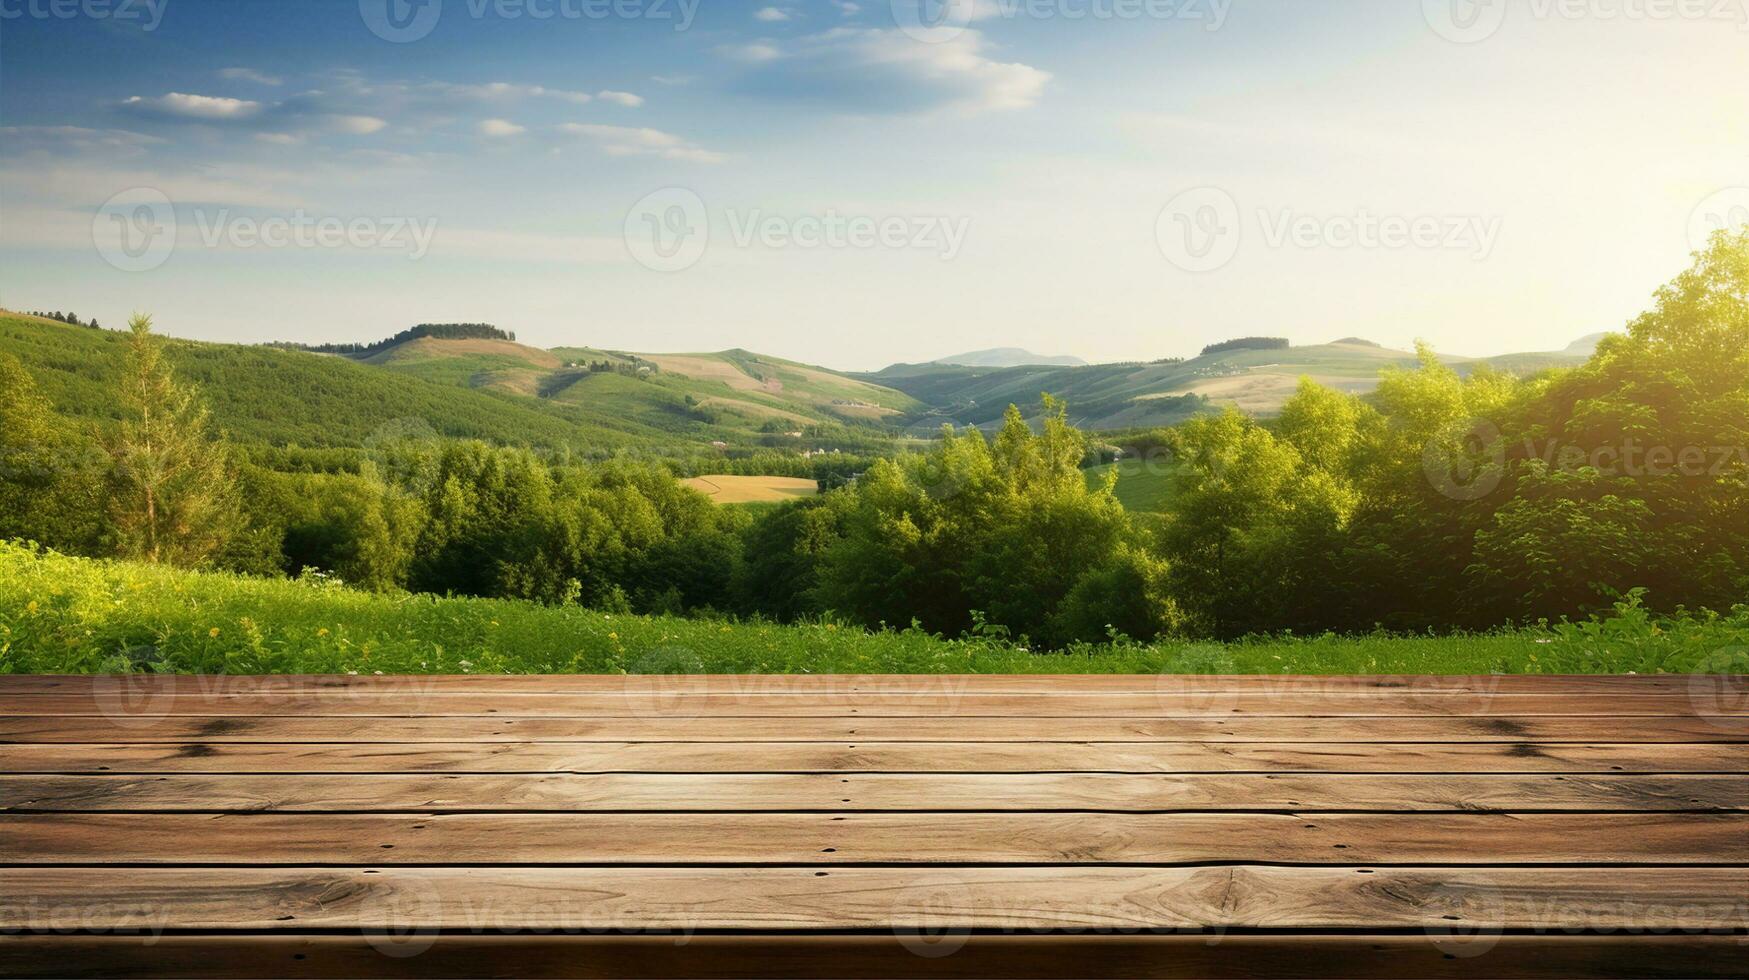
[{"xmin": 106, "ymin": 314, "xmax": 242, "ymax": 566}]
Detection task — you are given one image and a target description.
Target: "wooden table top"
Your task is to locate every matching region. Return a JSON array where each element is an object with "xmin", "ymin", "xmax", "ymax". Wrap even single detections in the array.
[{"xmin": 2, "ymin": 673, "xmax": 1745, "ymax": 978}]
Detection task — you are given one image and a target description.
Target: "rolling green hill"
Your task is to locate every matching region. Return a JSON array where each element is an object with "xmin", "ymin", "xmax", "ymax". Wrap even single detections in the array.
[
  {"xmin": 5, "ymin": 309, "xmax": 1599, "ymax": 461},
  {"xmin": 345, "ymin": 334, "xmax": 922, "ymax": 447},
  {"xmin": 0, "ymin": 313, "xmax": 911, "ymax": 457},
  {"xmin": 0, "ymin": 312, "xmax": 638, "ymax": 452}
]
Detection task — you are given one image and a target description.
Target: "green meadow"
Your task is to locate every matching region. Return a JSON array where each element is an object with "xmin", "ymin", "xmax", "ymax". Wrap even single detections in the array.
[{"xmin": 3, "ymin": 543, "xmax": 1743, "ymax": 677}]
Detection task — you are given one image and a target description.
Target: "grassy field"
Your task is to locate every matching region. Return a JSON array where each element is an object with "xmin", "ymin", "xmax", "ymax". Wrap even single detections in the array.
[
  {"xmin": 1085, "ymin": 458, "xmax": 1180, "ymax": 512},
  {"xmin": 3, "ymin": 543, "xmax": 1743, "ymax": 676},
  {"xmin": 682, "ymin": 475, "xmax": 820, "ymax": 505}
]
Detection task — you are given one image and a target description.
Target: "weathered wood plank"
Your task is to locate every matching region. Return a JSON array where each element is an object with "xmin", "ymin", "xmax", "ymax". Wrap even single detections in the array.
[
  {"xmin": 5, "ymin": 673, "xmax": 1723, "ymax": 694},
  {"xmin": 6, "ymin": 741, "xmax": 1743, "ymax": 774},
  {"xmin": 8, "ymin": 812, "xmax": 1744, "ymax": 865},
  {"xmin": 6, "ymin": 934, "xmax": 1744, "ymax": 980},
  {"xmin": 4, "ymin": 692, "xmax": 1735, "ymax": 717},
  {"xmin": 6, "ymin": 772, "xmax": 1743, "ymax": 812},
  {"xmin": 5, "ymin": 868, "xmax": 1745, "ymax": 932},
  {"xmin": 7, "ymin": 714, "xmax": 1744, "ymax": 743}
]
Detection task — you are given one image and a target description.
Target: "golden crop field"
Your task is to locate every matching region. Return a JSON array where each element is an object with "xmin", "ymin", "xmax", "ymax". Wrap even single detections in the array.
[{"xmin": 682, "ymin": 475, "xmax": 820, "ymax": 505}]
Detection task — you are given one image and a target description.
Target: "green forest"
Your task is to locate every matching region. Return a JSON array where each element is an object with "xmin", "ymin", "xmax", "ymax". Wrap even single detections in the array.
[{"xmin": 2, "ymin": 232, "xmax": 1745, "ymax": 662}]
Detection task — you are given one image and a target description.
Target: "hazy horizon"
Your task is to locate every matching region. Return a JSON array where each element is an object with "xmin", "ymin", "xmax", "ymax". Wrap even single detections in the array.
[{"xmin": 3, "ymin": 0, "xmax": 1745, "ymax": 372}]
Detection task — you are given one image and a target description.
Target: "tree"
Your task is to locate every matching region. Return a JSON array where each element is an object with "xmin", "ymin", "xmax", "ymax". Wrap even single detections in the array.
[
  {"xmin": 1469, "ymin": 229, "xmax": 1749, "ymax": 617},
  {"xmin": 817, "ymin": 398, "xmax": 1175, "ymax": 646},
  {"xmin": 0, "ymin": 354, "xmax": 103, "ymax": 551},
  {"xmin": 105, "ymin": 314, "xmax": 243, "ymax": 566}
]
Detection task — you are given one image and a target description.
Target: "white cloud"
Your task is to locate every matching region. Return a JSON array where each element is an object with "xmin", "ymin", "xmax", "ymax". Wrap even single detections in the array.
[
  {"xmin": 479, "ymin": 118, "xmax": 527, "ymax": 137},
  {"xmin": 734, "ymin": 28, "xmax": 1049, "ymax": 114},
  {"xmin": 832, "ymin": 0, "xmax": 860, "ymax": 12},
  {"xmin": 328, "ymin": 114, "xmax": 388, "ymax": 135},
  {"xmin": 556, "ymin": 123, "xmax": 725, "ymax": 164},
  {"xmin": 219, "ymin": 68, "xmax": 283, "ymax": 86},
  {"xmin": 596, "ymin": 90, "xmax": 645, "ymax": 108},
  {"xmin": 723, "ymin": 42, "xmax": 783, "ymax": 63},
  {"xmin": 255, "ymin": 132, "xmax": 303, "ymax": 145},
  {"xmin": 437, "ymin": 81, "xmax": 595, "ymax": 105},
  {"xmin": 121, "ymin": 92, "xmax": 264, "ymax": 121},
  {"xmin": 755, "ymin": 6, "xmax": 791, "ymax": 20}
]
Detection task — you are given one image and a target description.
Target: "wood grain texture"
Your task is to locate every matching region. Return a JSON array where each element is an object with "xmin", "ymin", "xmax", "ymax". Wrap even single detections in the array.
[
  {"xmin": 6, "ymin": 740, "xmax": 1744, "ymax": 774},
  {"xmin": 7, "ymin": 772, "xmax": 1746, "ymax": 812},
  {"xmin": 5, "ymin": 934, "xmax": 1745, "ymax": 980},
  {"xmin": 5, "ymin": 867, "xmax": 1746, "ymax": 932},
  {"xmin": 8, "ymin": 714, "xmax": 1746, "ymax": 743},
  {"xmin": 9, "ymin": 812, "xmax": 1746, "ymax": 865},
  {"xmin": 7, "ymin": 674, "xmax": 1745, "ymax": 979}
]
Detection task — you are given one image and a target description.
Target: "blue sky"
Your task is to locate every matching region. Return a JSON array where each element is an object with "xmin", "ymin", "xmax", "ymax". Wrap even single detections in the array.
[{"xmin": 2, "ymin": 0, "xmax": 1745, "ymax": 369}]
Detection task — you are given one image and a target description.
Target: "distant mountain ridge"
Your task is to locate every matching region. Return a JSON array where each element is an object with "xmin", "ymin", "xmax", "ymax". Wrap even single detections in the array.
[
  {"xmin": 2, "ymin": 310, "xmax": 1606, "ymax": 453},
  {"xmin": 864, "ymin": 335, "xmax": 1601, "ymax": 431},
  {"xmin": 929, "ymin": 348, "xmax": 1087, "ymax": 368}
]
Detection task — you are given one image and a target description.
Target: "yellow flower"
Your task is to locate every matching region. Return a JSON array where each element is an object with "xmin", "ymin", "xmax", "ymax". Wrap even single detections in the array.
[
  {"xmin": 208, "ymin": 627, "xmax": 221, "ymax": 638},
  {"xmin": 317, "ymin": 628, "xmax": 330, "ymax": 637},
  {"xmin": 25, "ymin": 601, "xmax": 37, "ymax": 614},
  {"xmin": 608, "ymin": 632, "xmax": 619, "ymax": 641}
]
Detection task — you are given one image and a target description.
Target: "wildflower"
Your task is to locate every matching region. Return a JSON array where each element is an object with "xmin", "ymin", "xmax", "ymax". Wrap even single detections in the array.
[
  {"xmin": 208, "ymin": 628, "xmax": 220, "ymax": 638},
  {"xmin": 25, "ymin": 601, "xmax": 36, "ymax": 614},
  {"xmin": 318, "ymin": 628, "xmax": 330, "ymax": 637},
  {"xmin": 608, "ymin": 632, "xmax": 618, "ymax": 641}
]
